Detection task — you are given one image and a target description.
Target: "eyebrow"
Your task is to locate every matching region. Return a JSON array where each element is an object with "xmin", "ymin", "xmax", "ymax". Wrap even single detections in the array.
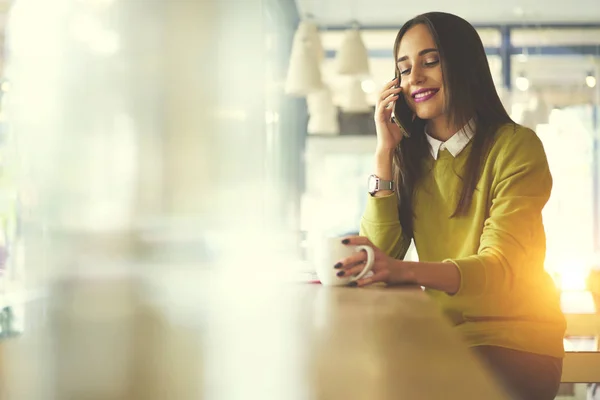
[{"xmin": 397, "ymin": 48, "xmax": 438, "ymax": 63}]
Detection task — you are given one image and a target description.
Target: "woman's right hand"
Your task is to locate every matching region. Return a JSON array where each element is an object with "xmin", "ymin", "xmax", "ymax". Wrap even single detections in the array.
[{"xmin": 374, "ymin": 78, "xmax": 404, "ymax": 152}]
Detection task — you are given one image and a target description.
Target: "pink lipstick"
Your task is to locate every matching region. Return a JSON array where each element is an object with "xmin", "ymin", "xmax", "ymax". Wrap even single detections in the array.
[{"xmin": 412, "ymin": 88, "xmax": 439, "ymax": 103}]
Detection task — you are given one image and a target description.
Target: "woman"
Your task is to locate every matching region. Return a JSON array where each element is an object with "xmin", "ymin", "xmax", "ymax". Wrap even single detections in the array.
[{"xmin": 334, "ymin": 12, "xmax": 566, "ymax": 400}]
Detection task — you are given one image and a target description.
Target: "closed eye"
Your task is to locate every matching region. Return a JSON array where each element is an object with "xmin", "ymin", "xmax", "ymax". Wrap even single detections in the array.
[{"xmin": 399, "ymin": 60, "xmax": 439, "ymax": 76}]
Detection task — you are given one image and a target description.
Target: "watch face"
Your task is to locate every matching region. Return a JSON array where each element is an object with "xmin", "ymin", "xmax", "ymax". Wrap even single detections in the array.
[{"xmin": 368, "ymin": 175, "xmax": 377, "ymax": 193}]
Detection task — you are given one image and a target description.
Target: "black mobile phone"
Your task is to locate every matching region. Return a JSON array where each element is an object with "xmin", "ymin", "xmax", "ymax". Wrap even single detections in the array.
[{"xmin": 391, "ymin": 75, "xmax": 426, "ymax": 138}]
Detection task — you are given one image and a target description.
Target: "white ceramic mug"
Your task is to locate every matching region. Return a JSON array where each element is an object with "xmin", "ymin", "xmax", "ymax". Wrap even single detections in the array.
[{"xmin": 314, "ymin": 238, "xmax": 375, "ymax": 286}]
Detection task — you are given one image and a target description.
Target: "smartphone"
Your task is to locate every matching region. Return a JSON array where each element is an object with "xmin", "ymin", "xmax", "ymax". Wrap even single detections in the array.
[{"xmin": 391, "ymin": 76, "xmax": 426, "ymax": 138}]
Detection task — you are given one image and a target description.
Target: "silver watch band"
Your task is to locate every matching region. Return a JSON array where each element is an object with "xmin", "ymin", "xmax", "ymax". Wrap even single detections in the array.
[{"xmin": 377, "ymin": 180, "xmax": 394, "ymax": 191}]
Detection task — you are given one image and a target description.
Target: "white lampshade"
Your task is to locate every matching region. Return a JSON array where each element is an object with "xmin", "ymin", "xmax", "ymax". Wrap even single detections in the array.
[
  {"xmin": 307, "ymin": 86, "xmax": 335, "ymax": 115},
  {"xmin": 285, "ymin": 38, "xmax": 323, "ymax": 96},
  {"xmin": 341, "ymin": 78, "xmax": 371, "ymax": 113},
  {"xmin": 335, "ymin": 28, "xmax": 370, "ymax": 76},
  {"xmin": 294, "ymin": 21, "xmax": 324, "ymax": 64},
  {"xmin": 308, "ymin": 109, "xmax": 339, "ymax": 135},
  {"xmin": 307, "ymin": 86, "xmax": 339, "ymax": 134}
]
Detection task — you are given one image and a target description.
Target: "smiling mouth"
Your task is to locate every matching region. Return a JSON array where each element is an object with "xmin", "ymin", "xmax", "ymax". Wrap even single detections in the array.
[{"xmin": 412, "ymin": 89, "xmax": 439, "ymax": 103}]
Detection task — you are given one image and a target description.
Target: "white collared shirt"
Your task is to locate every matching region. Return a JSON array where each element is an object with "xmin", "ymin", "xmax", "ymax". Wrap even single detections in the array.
[{"xmin": 425, "ymin": 120, "xmax": 475, "ymax": 160}]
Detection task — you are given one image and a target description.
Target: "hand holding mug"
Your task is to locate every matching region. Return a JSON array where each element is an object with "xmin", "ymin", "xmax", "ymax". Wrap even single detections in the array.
[
  {"xmin": 335, "ymin": 236, "xmax": 416, "ymax": 287},
  {"xmin": 314, "ymin": 238, "xmax": 375, "ymax": 286}
]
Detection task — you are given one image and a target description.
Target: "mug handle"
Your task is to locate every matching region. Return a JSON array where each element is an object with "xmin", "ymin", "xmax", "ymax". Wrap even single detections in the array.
[{"xmin": 350, "ymin": 245, "xmax": 374, "ymax": 281}]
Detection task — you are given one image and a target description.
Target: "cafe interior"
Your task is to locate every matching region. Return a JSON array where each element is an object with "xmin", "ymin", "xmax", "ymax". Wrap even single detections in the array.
[{"xmin": 0, "ymin": 0, "xmax": 599, "ymax": 398}]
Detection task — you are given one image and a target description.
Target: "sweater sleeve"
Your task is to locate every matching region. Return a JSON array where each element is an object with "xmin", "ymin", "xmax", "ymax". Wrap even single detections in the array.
[
  {"xmin": 446, "ymin": 128, "xmax": 552, "ymax": 297},
  {"xmin": 359, "ymin": 193, "xmax": 411, "ymax": 260}
]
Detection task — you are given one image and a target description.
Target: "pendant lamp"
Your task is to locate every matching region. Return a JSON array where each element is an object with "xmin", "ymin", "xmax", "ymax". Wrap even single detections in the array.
[
  {"xmin": 335, "ymin": 27, "xmax": 369, "ymax": 76},
  {"xmin": 308, "ymin": 110, "xmax": 339, "ymax": 135},
  {"xmin": 285, "ymin": 18, "xmax": 324, "ymax": 97},
  {"xmin": 341, "ymin": 78, "xmax": 371, "ymax": 113},
  {"xmin": 307, "ymin": 86, "xmax": 335, "ymax": 116},
  {"xmin": 294, "ymin": 20, "xmax": 324, "ymax": 64},
  {"xmin": 307, "ymin": 87, "xmax": 339, "ymax": 134}
]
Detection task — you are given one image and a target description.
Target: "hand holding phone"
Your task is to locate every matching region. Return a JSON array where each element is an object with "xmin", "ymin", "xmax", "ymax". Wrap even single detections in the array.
[{"xmin": 374, "ymin": 78, "xmax": 405, "ymax": 151}]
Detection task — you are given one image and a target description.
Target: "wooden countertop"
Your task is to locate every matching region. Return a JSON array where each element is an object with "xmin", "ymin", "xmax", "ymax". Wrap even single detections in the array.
[
  {"xmin": 1, "ymin": 274, "xmax": 510, "ymax": 400},
  {"xmin": 195, "ymin": 277, "xmax": 509, "ymax": 400},
  {"xmin": 242, "ymin": 283, "xmax": 510, "ymax": 400}
]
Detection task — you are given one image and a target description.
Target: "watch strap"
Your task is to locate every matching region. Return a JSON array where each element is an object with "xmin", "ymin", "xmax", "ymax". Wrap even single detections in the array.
[{"xmin": 377, "ymin": 179, "xmax": 394, "ymax": 191}]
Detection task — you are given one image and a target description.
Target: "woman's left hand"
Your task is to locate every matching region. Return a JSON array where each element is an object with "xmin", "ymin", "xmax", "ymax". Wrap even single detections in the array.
[{"xmin": 336, "ymin": 236, "xmax": 416, "ymax": 287}]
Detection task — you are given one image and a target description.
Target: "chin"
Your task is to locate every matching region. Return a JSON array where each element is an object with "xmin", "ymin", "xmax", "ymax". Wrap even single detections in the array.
[{"xmin": 415, "ymin": 105, "xmax": 444, "ymax": 121}]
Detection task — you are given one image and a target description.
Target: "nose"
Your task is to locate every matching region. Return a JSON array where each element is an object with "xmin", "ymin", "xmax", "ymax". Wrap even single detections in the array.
[{"xmin": 407, "ymin": 65, "xmax": 426, "ymax": 86}]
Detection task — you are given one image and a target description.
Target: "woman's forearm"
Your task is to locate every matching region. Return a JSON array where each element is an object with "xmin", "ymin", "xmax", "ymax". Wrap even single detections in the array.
[{"xmin": 390, "ymin": 260, "xmax": 461, "ymax": 295}]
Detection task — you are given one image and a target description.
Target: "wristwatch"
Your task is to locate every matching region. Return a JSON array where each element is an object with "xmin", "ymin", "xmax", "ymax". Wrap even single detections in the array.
[{"xmin": 367, "ymin": 174, "xmax": 394, "ymax": 196}]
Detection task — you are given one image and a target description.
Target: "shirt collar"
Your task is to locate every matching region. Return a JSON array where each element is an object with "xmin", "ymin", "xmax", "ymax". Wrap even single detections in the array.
[{"xmin": 425, "ymin": 119, "xmax": 475, "ymax": 160}]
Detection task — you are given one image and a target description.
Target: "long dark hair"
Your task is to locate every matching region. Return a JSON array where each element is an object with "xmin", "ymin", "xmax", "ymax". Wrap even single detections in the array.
[{"xmin": 392, "ymin": 12, "xmax": 514, "ymax": 236}]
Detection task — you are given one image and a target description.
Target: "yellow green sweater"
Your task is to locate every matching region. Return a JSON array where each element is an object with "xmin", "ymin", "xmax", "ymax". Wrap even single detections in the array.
[{"xmin": 360, "ymin": 124, "xmax": 566, "ymax": 358}]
